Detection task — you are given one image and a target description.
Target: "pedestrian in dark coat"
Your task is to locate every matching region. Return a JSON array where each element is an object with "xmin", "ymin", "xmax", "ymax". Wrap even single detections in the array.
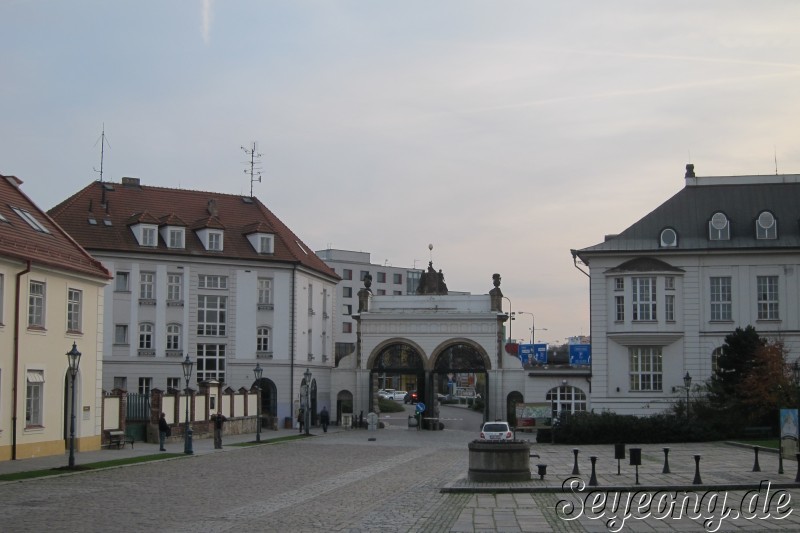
[
  {"xmin": 211, "ymin": 411, "xmax": 226, "ymax": 449},
  {"xmin": 320, "ymin": 406, "xmax": 330, "ymax": 432},
  {"xmin": 158, "ymin": 412, "xmax": 170, "ymax": 451}
]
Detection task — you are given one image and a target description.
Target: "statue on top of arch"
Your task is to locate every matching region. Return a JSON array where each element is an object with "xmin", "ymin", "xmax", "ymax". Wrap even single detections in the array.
[{"xmin": 416, "ymin": 261, "xmax": 448, "ymax": 295}]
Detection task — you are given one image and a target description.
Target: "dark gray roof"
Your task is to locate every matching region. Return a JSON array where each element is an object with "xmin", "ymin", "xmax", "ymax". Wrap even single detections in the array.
[
  {"xmin": 575, "ymin": 178, "xmax": 800, "ymax": 260},
  {"xmin": 605, "ymin": 257, "xmax": 685, "ymax": 273}
]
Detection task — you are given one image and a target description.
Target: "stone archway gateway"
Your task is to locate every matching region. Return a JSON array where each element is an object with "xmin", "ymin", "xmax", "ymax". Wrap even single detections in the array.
[
  {"xmin": 370, "ymin": 342, "xmax": 426, "ymax": 412},
  {"xmin": 431, "ymin": 342, "xmax": 490, "ymax": 422}
]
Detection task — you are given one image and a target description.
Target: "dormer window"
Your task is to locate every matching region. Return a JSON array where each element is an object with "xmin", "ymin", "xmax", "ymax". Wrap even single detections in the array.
[
  {"xmin": 709, "ymin": 212, "xmax": 730, "ymax": 241},
  {"xmin": 208, "ymin": 231, "xmax": 223, "ymax": 251},
  {"xmin": 756, "ymin": 211, "xmax": 777, "ymax": 240},
  {"xmin": 142, "ymin": 226, "xmax": 157, "ymax": 247},
  {"xmin": 168, "ymin": 228, "xmax": 184, "ymax": 249},
  {"xmin": 246, "ymin": 232, "xmax": 275, "ymax": 254},
  {"xmin": 659, "ymin": 228, "xmax": 677, "ymax": 248}
]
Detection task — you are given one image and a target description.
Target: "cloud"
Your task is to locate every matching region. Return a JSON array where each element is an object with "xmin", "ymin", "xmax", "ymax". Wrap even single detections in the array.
[{"xmin": 201, "ymin": 0, "xmax": 213, "ymax": 44}]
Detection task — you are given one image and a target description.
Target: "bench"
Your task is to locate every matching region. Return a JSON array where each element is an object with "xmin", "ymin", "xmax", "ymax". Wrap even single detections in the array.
[
  {"xmin": 104, "ymin": 430, "xmax": 134, "ymax": 449},
  {"xmin": 743, "ymin": 426, "xmax": 771, "ymax": 439}
]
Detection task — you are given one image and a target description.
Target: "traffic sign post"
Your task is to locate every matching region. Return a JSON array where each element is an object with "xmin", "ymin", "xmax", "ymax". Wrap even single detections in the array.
[{"xmin": 415, "ymin": 402, "xmax": 426, "ymax": 431}]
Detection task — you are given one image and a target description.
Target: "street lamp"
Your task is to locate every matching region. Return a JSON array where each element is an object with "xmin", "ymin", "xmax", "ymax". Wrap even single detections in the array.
[
  {"xmin": 503, "ymin": 297, "xmax": 512, "ymax": 341},
  {"xmin": 181, "ymin": 355, "xmax": 194, "ymax": 454},
  {"xmin": 303, "ymin": 368, "xmax": 312, "ymax": 436},
  {"xmin": 517, "ymin": 311, "xmax": 535, "ymax": 344},
  {"xmin": 683, "ymin": 372, "xmax": 692, "ymax": 421},
  {"xmin": 253, "ymin": 363, "xmax": 263, "ymax": 442},
  {"xmin": 66, "ymin": 342, "xmax": 81, "ymax": 468}
]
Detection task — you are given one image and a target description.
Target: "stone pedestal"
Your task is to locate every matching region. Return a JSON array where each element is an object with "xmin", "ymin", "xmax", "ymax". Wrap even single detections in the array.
[{"xmin": 468, "ymin": 440, "xmax": 531, "ymax": 482}]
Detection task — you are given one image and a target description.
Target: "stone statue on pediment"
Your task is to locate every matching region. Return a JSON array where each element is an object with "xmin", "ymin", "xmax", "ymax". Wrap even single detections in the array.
[
  {"xmin": 490, "ymin": 273, "xmax": 503, "ymax": 311},
  {"xmin": 416, "ymin": 261, "xmax": 448, "ymax": 295}
]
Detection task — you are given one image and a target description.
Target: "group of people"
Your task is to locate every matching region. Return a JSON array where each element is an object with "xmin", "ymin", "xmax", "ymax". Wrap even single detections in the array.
[{"xmin": 156, "ymin": 405, "xmax": 333, "ymax": 451}]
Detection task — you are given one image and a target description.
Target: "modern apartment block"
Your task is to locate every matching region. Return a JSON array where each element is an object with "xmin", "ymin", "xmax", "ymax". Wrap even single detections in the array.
[
  {"xmin": 573, "ymin": 165, "xmax": 800, "ymax": 415},
  {"xmin": 49, "ymin": 178, "xmax": 339, "ymax": 424}
]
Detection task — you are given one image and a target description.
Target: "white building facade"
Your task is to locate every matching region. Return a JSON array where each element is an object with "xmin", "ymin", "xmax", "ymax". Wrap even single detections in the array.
[{"xmin": 574, "ymin": 165, "xmax": 800, "ymax": 415}]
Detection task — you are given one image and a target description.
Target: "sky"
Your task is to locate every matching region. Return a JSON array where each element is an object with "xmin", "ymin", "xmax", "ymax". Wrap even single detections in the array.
[{"xmin": 2, "ymin": 1, "xmax": 800, "ymax": 347}]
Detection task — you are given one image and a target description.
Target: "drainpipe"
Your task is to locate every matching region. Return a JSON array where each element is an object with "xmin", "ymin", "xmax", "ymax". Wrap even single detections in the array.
[
  {"xmin": 12, "ymin": 260, "xmax": 32, "ymax": 460},
  {"xmin": 289, "ymin": 264, "xmax": 297, "ymax": 419}
]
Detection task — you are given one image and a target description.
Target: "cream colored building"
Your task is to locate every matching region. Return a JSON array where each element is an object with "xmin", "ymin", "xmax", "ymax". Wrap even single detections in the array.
[{"xmin": 0, "ymin": 174, "xmax": 110, "ymax": 461}]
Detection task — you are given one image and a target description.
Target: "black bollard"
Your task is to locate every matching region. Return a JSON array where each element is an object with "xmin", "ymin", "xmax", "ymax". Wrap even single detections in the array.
[
  {"xmin": 752, "ymin": 446, "xmax": 761, "ymax": 472},
  {"xmin": 536, "ymin": 464, "xmax": 547, "ymax": 480},
  {"xmin": 614, "ymin": 443, "xmax": 625, "ymax": 475},
  {"xmin": 795, "ymin": 453, "xmax": 800, "ymax": 483},
  {"xmin": 662, "ymin": 447, "xmax": 671, "ymax": 474},
  {"xmin": 588, "ymin": 455, "xmax": 599, "ymax": 486},
  {"xmin": 693, "ymin": 454, "xmax": 702, "ymax": 485},
  {"xmin": 629, "ymin": 448, "xmax": 642, "ymax": 485},
  {"xmin": 572, "ymin": 448, "xmax": 580, "ymax": 475},
  {"xmin": 779, "ymin": 443, "xmax": 784, "ymax": 475}
]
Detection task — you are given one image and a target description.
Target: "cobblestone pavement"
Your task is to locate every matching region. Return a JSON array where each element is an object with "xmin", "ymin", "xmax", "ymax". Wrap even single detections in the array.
[{"xmin": 3, "ymin": 425, "xmax": 800, "ymax": 532}]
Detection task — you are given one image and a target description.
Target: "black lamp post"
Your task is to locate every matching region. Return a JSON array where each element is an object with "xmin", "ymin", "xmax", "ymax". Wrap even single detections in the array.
[
  {"xmin": 304, "ymin": 368, "xmax": 312, "ymax": 436},
  {"xmin": 182, "ymin": 355, "xmax": 194, "ymax": 455},
  {"xmin": 66, "ymin": 342, "xmax": 81, "ymax": 468},
  {"xmin": 253, "ymin": 363, "xmax": 263, "ymax": 442},
  {"xmin": 683, "ymin": 371, "xmax": 692, "ymax": 421}
]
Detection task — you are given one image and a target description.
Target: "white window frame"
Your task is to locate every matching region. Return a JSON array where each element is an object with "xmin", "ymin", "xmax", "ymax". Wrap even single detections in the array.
[
  {"xmin": 142, "ymin": 226, "xmax": 157, "ymax": 247},
  {"xmin": 138, "ymin": 377, "xmax": 152, "ymax": 395},
  {"xmin": 67, "ymin": 288, "xmax": 82, "ymax": 332},
  {"xmin": 28, "ymin": 280, "xmax": 45, "ymax": 328},
  {"xmin": 614, "ymin": 295, "xmax": 624, "ymax": 322},
  {"xmin": 12, "ymin": 206, "xmax": 50, "ymax": 233},
  {"xmin": 167, "ymin": 273, "xmax": 182, "ymax": 302},
  {"xmin": 168, "ymin": 228, "xmax": 185, "ymax": 249},
  {"xmin": 546, "ymin": 385, "xmax": 587, "ymax": 418},
  {"xmin": 198, "ymin": 275, "xmax": 227, "ymax": 289},
  {"xmin": 115, "ymin": 271, "xmax": 130, "ymax": 292},
  {"xmin": 257, "ymin": 278, "xmax": 272, "ymax": 305},
  {"xmin": 259, "ymin": 235, "xmax": 273, "ymax": 254},
  {"xmin": 629, "ymin": 346, "xmax": 663, "ymax": 392},
  {"xmin": 25, "ymin": 370, "xmax": 44, "ymax": 426},
  {"xmin": 756, "ymin": 211, "xmax": 777, "ymax": 240},
  {"xmin": 208, "ymin": 231, "xmax": 223, "ymax": 251},
  {"xmin": 139, "ymin": 322, "xmax": 154, "ymax": 350},
  {"xmin": 710, "ymin": 276, "xmax": 732, "ymax": 321},
  {"xmin": 757, "ymin": 275, "xmax": 779, "ymax": 320},
  {"xmin": 114, "ymin": 324, "xmax": 129, "ymax": 345},
  {"xmin": 198, "ymin": 295, "xmax": 227, "ymax": 336},
  {"xmin": 166, "ymin": 323, "xmax": 182, "ymax": 351},
  {"xmin": 196, "ymin": 343, "xmax": 226, "ymax": 382},
  {"xmin": 140, "ymin": 272, "xmax": 155, "ymax": 300},
  {"xmin": 665, "ymin": 294, "xmax": 675, "ymax": 322},
  {"xmin": 632, "ymin": 277, "xmax": 656, "ymax": 321},
  {"xmin": 257, "ymin": 326, "xmax": 271, "ymax": 353},
  {"xmin": 614, "ymin": 277, "xmax": 624, "ymax": 291}
]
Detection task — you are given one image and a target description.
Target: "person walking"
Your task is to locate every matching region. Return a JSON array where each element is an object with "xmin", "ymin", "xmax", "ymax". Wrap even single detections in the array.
[
  {"xmin": 320, "ymin": 406, "xmax": 330, "ymax": 433},
  {"xmin": 297, "ymin": 407, "xmax": 304, "ymax": 433},
  {"xmin": 158, "ymin": 412, "xmax": 170, "ymax": 451},
  {"xmin": 211, "ymin": 410, "xmax": 226, "ymax": 449}
]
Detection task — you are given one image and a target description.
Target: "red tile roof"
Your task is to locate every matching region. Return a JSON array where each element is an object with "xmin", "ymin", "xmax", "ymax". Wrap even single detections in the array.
[
  {"xmin": 48, "ymin": 179, "xmax": 338, "ymax": 279},
  {"xmin": 0, "ymin": 175, "xmax": 111, "ymax": 280}
]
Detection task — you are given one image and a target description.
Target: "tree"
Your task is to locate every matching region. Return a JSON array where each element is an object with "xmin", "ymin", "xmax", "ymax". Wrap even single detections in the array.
[
  {"xmin": 738, "ymin": 340, "xmax": 794, "ymax": 418},
  {"xmin": 709, "ymin": 325, "xmax": 764, "ymax": 402}
]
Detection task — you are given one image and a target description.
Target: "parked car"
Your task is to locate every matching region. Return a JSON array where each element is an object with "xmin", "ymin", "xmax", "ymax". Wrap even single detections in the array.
[
  {"xmin": 390, "ymin": 390, "xmax": 407, "ymax": 401},
  {"xmin": 378, "ymin": 389, "xmax": 395, "ymax": 399},
  {"xmin": 479, "ymin": 421, "xmax": 513, "ymax": 441},
  {"xmin": 404, "ymin": 391, "xmax": 419, "ymax": 404}
]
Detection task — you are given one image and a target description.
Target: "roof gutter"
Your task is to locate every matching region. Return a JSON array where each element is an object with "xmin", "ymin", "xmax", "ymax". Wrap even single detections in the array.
[
  {"xmin": 12, "ymin": 260, "xmax": 32, "ymax": 460},
  {"xmin": 570, "ymin": 249, "xmax": 590, "ymax": 278}
]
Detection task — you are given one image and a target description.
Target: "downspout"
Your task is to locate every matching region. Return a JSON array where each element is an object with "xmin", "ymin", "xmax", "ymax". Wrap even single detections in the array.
[
  {"xmin": 289, "ymin": 264, "xmax": 297, "ymax": 418},
  {"xmin": 570, "ymin": 249, "xmax": 592, "ymax": 393},
  {"xmin": 12, "ymin": 260, "xmax": 32, "ymax": 460}
]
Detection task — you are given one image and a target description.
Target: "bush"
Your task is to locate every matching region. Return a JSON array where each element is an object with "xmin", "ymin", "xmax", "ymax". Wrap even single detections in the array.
[
  {"xmin": 552, "ymin": 411, "xmax": 722, "ymax": 444},
  {"xmin": 378, "ymin": 398, "xmax": 405, "ymax": 412}
]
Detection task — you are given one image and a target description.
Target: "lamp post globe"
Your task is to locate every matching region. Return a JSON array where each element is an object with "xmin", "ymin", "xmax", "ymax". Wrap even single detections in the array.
[
  {"xmin": 253, "ymin": 363, "xmax": 263, "ymax": 442},
  {"xmin": 303, "ymin": 368, "xmax": 312, "ymax": 436},
  {"xmin": 181, "ymin": 355, "xmax": 194, "ymax": 454},
  {"xmin": 66, "ymin": 342, "xmax": 82, "ymax": 468}
]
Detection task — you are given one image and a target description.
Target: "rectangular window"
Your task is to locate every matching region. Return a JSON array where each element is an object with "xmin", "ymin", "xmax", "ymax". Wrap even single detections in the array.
[
  {"xmin": 629, "ymin": 346, "xmax": 663, "ymax": 391},
  {"xmin": 142, "ymin": 226, "xmax": 157, "ymax": 246},
  {"xmin": 393, "ymin": 273, "xmax": 402, "ymax": 284},
  {"xmin": 196, "ymin": 343, "xmax": 226, "ymax": 382},
  {"xmin": 169, "ymin": 229, "xmax": 184, "ymax": 249},
  {"xmin": 665, "ymin": 294, "xmax": 675, "ymax": 322},
  {"xmin": 710, "ymin": 276, "xmax": 732, "ymax": 321},
  {"xmin": 757, "ymin": 275, "xmax": 779, "ymax": 320},
  {"xmin": 67, "ymin": 288, "xmax": 82, "ymax": 332},
  {"xmin": 25, "ymin": 370, "xmax": 44, "ymax": 426},
  {"xmin": 614, "ymin": 277, "xmax": 624, "ymax": 291},
  {"xmin": 342, "ymin": 322, "xmax": 352, "ymax": 333},
  {"xmin": 114, "ymin": 324, "xmax": 129, "ymax": 344},
  {"xmin": 259, "ymin": 235, "xmax": 273, "ymax": 254},
  {"xmin": 632, "ymin": 277, "xmax": 656, "ymax": 321},
  {"xmin": 115, "ymin": 271, "xmax": 130, "ymax": 292},
  {"xmin": 257, "ymin": 327, "xmax": 271, "ymax": 353},
  {"xmin": 393, "ymin": 290, "xmax": 402, "ymax": 295},
  {"xmin": 258, "ymin": 278, "xmax": 272, "ymax": 305},
  {"xmin": 342, "ymin": 269, "xmax": 353, "ymax": 280},
  {"xmin": 377, "ymin": 272, "xmax": 386, "ymax": 283},
  {"xmin": 343, "ymin": 287, "xmax": 352, "ymax": 298},
  {"xmin": 308, "ymin": 283, "xmax": 313, "ymax": 312},
  {"xmin": 140, "ymin": 272, "xmax": 155, "ymax": 300},
  {"xmin": 167, "ymin": 273, "xmax": 182, "ymax": 302},
  {"xmin": 139, "ymin": 323, "xmax": 153, "ymax": 349},
  {"xmin": 208, "ymin": 231, "xmax": 223, "ymax": 251},
  {"xmin": 198, "ymin": 295, "xmax": 227, "ymax": 336},
  {"xmin": 377, "ymin": 289, "xmax": 386, "ymax": 295},
  {"xmin": 13, "ymin": 206, "xmax": 50, "ymax": 233},
  {"xmin": 342, "ymin": 304, "xmax": 352, "ymax": 315},
  {"xmin": 167, "ymin": 377, "xmax": 180, "ymax": 390},
  {"xmin": 615, "ymin": 295, "xmax": 624, "ymax": 321},
  {"xmin": 665, "ymin": 277, "xmax": 675, "ymax": 290},
  {"xmin": 307, "ymin": 328, "xmax": 313, "ymax": 356},
  {"xmin": 138, "ymin": 377, "xmax": 152, "ymax": 395},
  {"xmin": 113, "ymin": 376, "xmax": 127, "ymax": 391},
  {"xmin": 360, "ymin": 271, "xmax": 370, "ymax": 281},
  {"xmin": 166, "ymin": 324, "xmax": 181, "ymax": 350},
  {"xmin": 198, "ymin": 275, "xmax": 227, "ymax": 289},
  {"xmin": 28, "ymin": 280, "xmax": 45, "ymax": 328}
]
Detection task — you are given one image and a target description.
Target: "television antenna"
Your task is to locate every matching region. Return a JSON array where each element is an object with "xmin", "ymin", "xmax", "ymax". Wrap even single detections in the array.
[
  {"xmin": 241, "ymin": 142, "xmax": 263, "ymax": 197},
  {"xmin": 93, "ymin": 124, "xmax": 111, "ymax": 182}
]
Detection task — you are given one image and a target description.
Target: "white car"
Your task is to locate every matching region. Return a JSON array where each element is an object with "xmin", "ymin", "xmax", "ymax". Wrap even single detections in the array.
[
  {"xmin": 480, "ymin": 421, "xmax": 513, "ymax": 441},
  {"xmin": 390, "ymin": 390, "xmax": 407, "ymax": 401},
  {"xmin": 378, "ymin": 389, "xmax": 395, "ymax": 399}
]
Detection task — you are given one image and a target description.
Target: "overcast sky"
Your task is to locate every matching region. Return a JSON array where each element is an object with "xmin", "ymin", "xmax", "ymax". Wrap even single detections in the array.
[{"xmin": 2, "ymin": 1, "xmax": 799, "ymax": 346}]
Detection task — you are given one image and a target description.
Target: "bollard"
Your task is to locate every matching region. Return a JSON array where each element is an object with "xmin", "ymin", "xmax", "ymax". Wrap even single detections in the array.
[
  {"xmin": 572, "ymin": 448, "xmax": 580, "ymax": 475},
  {"xmin": 588, "ymin": 455, "xmax": 599, "ymax": 486},
  {"xmin": 752, "ymin": 446, "xmax": 761, "ymax": 472},
  {"xmin": 536, "ymin": 464, "xmax": 547, "ymax": 480},
  {"xmin": 662, "ymin": 447, "xmax": 671, "ymax": 474},
  {"xmin": 614, "ymin": 443, "xmax": 625, "ymax": 475},
  {"xmin": 779, "ymin": 443, "xmax": 784, "ymax": 475},
  {"xmin": 629, "ymin": 448, "xmax": 642, "ymax": 485},
  {"xmin": 795, "ymin": 454, "xmax": 800, "ymax": 483},
  {"xmin": 693, "ymin": 454, "xmax": 702, "ymax": 485}
]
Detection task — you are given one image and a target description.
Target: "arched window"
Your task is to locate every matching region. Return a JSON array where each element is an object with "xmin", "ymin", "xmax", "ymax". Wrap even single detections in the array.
[
  {"xmin": 709, "ymin": 212, "xmax": 730, "ymax": 241},
  {"xmin": 138, "ymin": 323, "xmax": 153, "ymax": 349},
  {"xmin": 756, "ymin": 211, "xmax": 777, "ymax": 239},
  {"xmin": 166, "ymin": 323, "xmax": 182, "ymax": 351},
  {"xmin": 257, "ymin": 326, "xmax": 271, "ymax": 354},
  {"xmin": 546, "ymin": 385, "xmax": 587, "ymax": 419}
]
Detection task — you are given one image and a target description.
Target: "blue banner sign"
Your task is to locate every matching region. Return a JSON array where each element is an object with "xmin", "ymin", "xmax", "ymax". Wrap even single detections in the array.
[
  {"xmin": 518, "ymin": 344, "xmax": 534, "ymax": 366},
  {"xmin": 533, "ymin": 344, "xmax": 548, "ymax": 364},
  {"xmin": 569, "ymin": 344, "xmax": 591, "ymax": 366}
]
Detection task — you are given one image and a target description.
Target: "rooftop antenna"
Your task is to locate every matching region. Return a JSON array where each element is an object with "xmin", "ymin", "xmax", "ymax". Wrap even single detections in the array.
[
  {"xmin": 774, "ymin": 146, "xmax": 779, "ymax": 175},
  {"xmin": 241, "ymin": 141, "xmax": 263, "ymax": 197},
  {"xmin": 93, "ymin": 124, "xmax": 111, "ymax": 182}
]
